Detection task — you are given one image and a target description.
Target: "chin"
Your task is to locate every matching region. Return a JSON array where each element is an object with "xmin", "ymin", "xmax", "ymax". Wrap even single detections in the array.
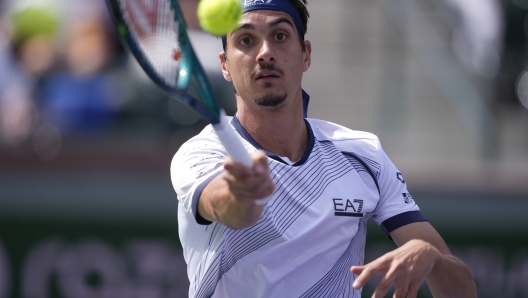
[
  {"xmin": 254, "ymin": 92, "xmax": 288, "ymax": 110},
  {"xmin": 259, "ymin": 102, "xmax": 287, "ymax": 112}
]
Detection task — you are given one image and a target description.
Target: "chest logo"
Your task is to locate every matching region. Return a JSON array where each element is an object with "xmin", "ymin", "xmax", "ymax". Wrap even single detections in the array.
[{"xmin": 333, "ymin": 198, "xmax": 364, "ymax": 217}]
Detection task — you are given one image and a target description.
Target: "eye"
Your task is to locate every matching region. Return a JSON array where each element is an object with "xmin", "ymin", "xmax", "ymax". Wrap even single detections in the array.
[
  {"xmin": 275, "ymin": 33, "xmax": 288, "ymax": 41},
  {"xmin": 239, "ymin": 37, "xmax": 252, "ymax": 46}
]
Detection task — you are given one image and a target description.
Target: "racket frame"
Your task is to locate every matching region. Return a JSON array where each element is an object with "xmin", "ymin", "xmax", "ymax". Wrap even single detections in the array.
[{"xmin": 106, "ymin": 0, "xmax": 269, "ymax": 204}]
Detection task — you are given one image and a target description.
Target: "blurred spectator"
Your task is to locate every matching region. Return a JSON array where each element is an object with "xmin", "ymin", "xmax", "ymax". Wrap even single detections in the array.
[
  {"xmin": 439, "ymin": 0, "xmax": 504, "ymax": 79},
  {"xmin": 496, "ymin": 0, "xmax": 528, "ymax": 107},
  {"xmin": 436, "ymin": 0, "xmax": 528, "ymax": 108},
  {"xmin": 38, "ymin": 18, "xmax": 126, "ymax": 132},
  {"xmin": 0, "ymin": 2, "xmax": 48, "ymax": 148},
  {"xmin": 35, "ymin": 0, "xmax": 130, "ymax": 133},
  {"xmin": 0, "ymin": 0, "xmax": 133, "ymax": 161},
  {"xmin": 10, "ymin": 3, "xmax": 58, "ymax": 78},
  {"xmin": 0, "ymin": 0, "xmax": 131, "ymax": 140},
  {"xmin": 0, "ymin": 0, "xmax": 236, "ymax": 156}
]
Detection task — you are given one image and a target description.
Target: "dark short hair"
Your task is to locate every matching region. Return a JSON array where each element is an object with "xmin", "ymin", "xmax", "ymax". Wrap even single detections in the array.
[
  {"xmin": 291, "ymin": 0, "xmax": 309, "ymax": 51},
  {"xmin": 291, "ymin": 0, "xmax": 309, "ymax": 37}
]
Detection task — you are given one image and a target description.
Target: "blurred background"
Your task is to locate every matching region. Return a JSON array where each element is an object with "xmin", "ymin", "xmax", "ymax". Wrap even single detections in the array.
[{"xmin": 0, "ymin": 0, "xmax": 527, "ymax": 297}]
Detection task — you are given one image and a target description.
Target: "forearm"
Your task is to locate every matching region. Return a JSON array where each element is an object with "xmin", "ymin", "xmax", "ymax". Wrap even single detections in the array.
[
  {"xmin": 389, "ymin": 222, "xmax": 477, "ymax": 298},
  {"xmin": 198, "ymin": 172, "xmax": 264, "ymax": 229},
  {"xmin": 427, "ymin": 254, "xmax": 477, "ymax": 298}
]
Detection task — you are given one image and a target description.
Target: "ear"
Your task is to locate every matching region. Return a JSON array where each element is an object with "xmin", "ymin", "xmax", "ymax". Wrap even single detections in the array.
[
  {"xmin": 219, "ymin": 51, "xmax": 232, "ymax": 81},
  {"xmin": 302, "ymin": 40, "xmax": 312, "ymax": 73}
]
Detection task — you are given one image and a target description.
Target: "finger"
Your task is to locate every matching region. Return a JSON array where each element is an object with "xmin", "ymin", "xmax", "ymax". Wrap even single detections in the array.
[
  {"xmin": 257, "ymin": 179, "xmax": 275, "ymax": 196},
  {"xmin": 247, "ymin": 183, "xmax": 274, "ymax": 199},
  {"xmin": 252, "ymin": 149, "xmax": 268, "ymax": 162},
  {"xmin": 224, "ymin": 172, "xmax": 274, "ymax": 200},
  {"xmin": 350, "ymin": 265, "xmax": 365, "ymax": 275},
  {"xmin": 225, "ymin": 164, "xmax": 272, "ymax": 190},
  {"xmin": 372, "ymin": 276, "xmax": 395, "ymax": 298},
  {"xmin": 225, "ymin": 150, "xmax": 268, "ymax": 177},
  {"xmin": 224, "ymin": 157, "xmax": 255, "ymax": 177},
  {"xmin": 352, "ymin": 265, "xmax": 380, "ymax": 290},
  {"xmin": 404, "ymin": 281, "xmax": 421, "ymax": 298},
  {"xmin": 232, "ymin": 175, "xmax": 272, "ymax": 193},
  {"xmin": 235, "ymin": 173, "xmax": 267, "ymax": 188},
  {"xmin": 380, "ymin": 259, "xmax": 414, "ymax": 298},
  {"xmin": 392, "ymin": 283, "xmax": 409, "ymax": 298},
  {"xmin": 252, "ymin": 150, "xmax": 269, "ymax": 174},
  {"xmin": 353, "ymin": 256, "xmax": 390, "ymax": 289},
  {"xmin": 389, "ymin": 266, "xmax": 412, "ymax": 298}
]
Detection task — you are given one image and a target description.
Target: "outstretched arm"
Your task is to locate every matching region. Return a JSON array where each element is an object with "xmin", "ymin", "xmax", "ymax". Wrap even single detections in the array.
[
  {"xmin": 351, "ymin": 221, "xmax": 477, "ymax": 298},
  {"xmin": 197, "ymin": 150, "xmax": 274, "ymax": 229}
]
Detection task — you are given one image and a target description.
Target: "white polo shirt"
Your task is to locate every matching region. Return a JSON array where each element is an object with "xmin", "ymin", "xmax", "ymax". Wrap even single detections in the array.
[{"xmin": 171, "ymin": 117, "xmax": 426, "ymax": 298}]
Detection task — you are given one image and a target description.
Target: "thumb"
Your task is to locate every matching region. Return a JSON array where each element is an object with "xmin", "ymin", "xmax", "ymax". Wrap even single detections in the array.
[{"xmin": 252, "ymin": 150, "xmax": 268, "ymax": 174}]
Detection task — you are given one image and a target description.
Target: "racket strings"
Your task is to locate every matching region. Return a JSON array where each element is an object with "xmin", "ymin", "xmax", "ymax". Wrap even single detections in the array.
[{"xmin": 119, "ymin": 0, "xmax": 181, "ymax": 87}]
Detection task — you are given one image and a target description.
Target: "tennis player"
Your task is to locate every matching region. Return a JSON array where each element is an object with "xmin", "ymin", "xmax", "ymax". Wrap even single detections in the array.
[{"xmin": 170, "ymin": 0, "xmax": 477, "ymax": 297}]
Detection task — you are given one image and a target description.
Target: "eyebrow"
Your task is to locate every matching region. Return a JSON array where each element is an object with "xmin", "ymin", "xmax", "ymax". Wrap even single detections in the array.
[
  {"xmin": 231, "ymin": 16, "xmax": 295, "ymax": 34},
  {"xmin": 234, "ymin": 23, "xmax": 255, "ymax": 32},
  {"xmin": 269, "ymin": 17, "xmax": 294, "ymax": 29}
]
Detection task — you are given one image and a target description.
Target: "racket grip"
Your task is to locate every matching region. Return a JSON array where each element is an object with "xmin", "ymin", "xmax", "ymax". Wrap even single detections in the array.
[
  {"xmin": 213, "ymin": 110, "xmax": 252, "ymax": 166},
  {"xmin": 213, "ymin": 110, "xmax": 270, "ymax": 205}
]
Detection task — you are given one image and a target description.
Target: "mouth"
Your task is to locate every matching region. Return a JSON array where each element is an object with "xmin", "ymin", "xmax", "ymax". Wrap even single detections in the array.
[{"xmin": 255, "ymin": 71, "xmax": 280, "ymax": 82}]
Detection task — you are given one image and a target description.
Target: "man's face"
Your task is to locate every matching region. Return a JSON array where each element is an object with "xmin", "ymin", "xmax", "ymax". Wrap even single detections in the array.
[{"xmin": 220, "ymin": 10, "xmax": 311, "ymax": 111}]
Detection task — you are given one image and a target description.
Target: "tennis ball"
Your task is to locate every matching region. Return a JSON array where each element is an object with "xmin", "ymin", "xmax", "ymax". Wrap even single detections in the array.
[{"xmin": 197, "ymin": 0, "xmax": 242, "ymax": 36}]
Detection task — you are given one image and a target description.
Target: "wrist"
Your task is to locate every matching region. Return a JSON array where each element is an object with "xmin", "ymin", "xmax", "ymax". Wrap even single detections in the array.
[{"xmin": 428, "ymin": 242, "xmax": 444, "ymax": 275}]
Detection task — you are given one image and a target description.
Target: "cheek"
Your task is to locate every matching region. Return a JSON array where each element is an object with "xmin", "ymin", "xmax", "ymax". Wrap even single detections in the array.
[
  {"xmin": 229, "ymin": 63, "xmax": 249, "ymax": 91},
  {"xmin": 234, "ymin": 60, "xmax": 252, "ymax": 82},
  {"xmin": 284, "ymin": 58, "xmax": 304, "ymax": 78},
  {"xmin": 230, "ymin": 64, "xmax": 242, "ymax": 81}
]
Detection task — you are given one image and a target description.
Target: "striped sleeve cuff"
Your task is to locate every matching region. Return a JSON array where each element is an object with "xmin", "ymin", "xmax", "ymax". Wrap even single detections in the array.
[
  {"xmin": 380, "ymin": 211, "xmax": 427, "ymax": 239},
  {"xmin": 191, "ymin": 171, "xmax": 223, "ymax": 225}
]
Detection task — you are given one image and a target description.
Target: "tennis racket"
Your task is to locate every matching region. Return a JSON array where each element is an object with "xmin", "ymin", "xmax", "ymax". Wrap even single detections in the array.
[{"xmin": 106, "ymin": 0, "xmax": 269, "ymax": 204}]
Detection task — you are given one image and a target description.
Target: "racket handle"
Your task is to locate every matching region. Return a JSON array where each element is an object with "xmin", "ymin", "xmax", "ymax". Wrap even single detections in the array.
[
  {"xmin": 213, "ymin": 110, "xmax": 252, "ymax": 166},
  {"xmin": 213, "ymin": 110, "xmax": 270, "ymax": 205}
]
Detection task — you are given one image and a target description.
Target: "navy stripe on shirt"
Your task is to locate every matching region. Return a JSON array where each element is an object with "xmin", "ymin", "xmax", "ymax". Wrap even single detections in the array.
[
  {"xmin": 380, "ymin": 211, "xmax": 427, "ymax": 239},
  {"xmin": 192, "ymin": 171, "xmax": 223, "ymax": 225}
]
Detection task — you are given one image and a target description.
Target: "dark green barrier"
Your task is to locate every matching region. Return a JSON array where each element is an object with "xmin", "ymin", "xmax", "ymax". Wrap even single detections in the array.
[
  {"xmin": 0, "ymin": 221, "xmax": 188, "ymax": 298},
  {"xmin": 1, "ymin": 218, "xmax": 527, "ymax": 298}
]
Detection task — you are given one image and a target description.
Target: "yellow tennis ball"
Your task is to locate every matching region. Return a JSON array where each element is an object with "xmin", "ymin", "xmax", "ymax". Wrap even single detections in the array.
[{"xmin": 197, "ymin": 0, "xmax": 242, "ymax": 36}]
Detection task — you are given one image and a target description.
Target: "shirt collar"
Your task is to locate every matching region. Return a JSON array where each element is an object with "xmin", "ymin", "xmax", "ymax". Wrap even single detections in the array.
[{"xmin": 230, "ymin": 115, "xmax": 315, "ymax": 166}]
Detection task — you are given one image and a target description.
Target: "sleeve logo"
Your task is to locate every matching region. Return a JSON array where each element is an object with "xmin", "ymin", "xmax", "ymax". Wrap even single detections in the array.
[
  {"xmin": 333, "ymin": 198, "xmax": 364, "ymax": 217},
  {"xmin": 402, "ymin": 192, "xmax": 414, "ymax": 204},
  {"xmin": 396, "ymin": 172, "xmax": 405, "ymax": 184}
]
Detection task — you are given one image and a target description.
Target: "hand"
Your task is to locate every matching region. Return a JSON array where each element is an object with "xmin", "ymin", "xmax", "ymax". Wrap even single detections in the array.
[
  {"xmin": 198, "ymin": 150, "xmax": 274, "ymax": 229},
  {"xmin": 223, "ymin": 149, "xmax": 274, "ymax": 203},
  {"xmin": 350, "ymin": 239, "xmax": 441, "ymax": 298}
]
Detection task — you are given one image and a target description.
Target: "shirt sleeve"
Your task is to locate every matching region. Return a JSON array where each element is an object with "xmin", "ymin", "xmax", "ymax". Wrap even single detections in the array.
[
  {"xmin": 369, "ymin": 137, "xmax": 427, "ymax": 238},
  {"xmin": 170, "ymin": 129, "xmax": 227, "ymax": 225}
]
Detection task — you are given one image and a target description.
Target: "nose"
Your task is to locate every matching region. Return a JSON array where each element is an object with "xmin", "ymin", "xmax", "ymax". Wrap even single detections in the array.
[{"xmin": 256, "ymin": 40, "xmax": 275, "ymax": 63}]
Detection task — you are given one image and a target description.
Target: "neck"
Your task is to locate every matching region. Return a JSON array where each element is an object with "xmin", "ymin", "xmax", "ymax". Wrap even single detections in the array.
[{"xmin": 236, "ymin": 88, "xmax": 308, "ymax": 162}]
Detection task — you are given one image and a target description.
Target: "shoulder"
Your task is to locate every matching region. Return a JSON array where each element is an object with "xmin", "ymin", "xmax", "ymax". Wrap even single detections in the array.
[
  {"xmin": 171, "ymin": 123, "xmax": 227, "ymax": 169},
  {"xmin": 307, "ymin": 118, "xmax": 381, "ymax": 158}
]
